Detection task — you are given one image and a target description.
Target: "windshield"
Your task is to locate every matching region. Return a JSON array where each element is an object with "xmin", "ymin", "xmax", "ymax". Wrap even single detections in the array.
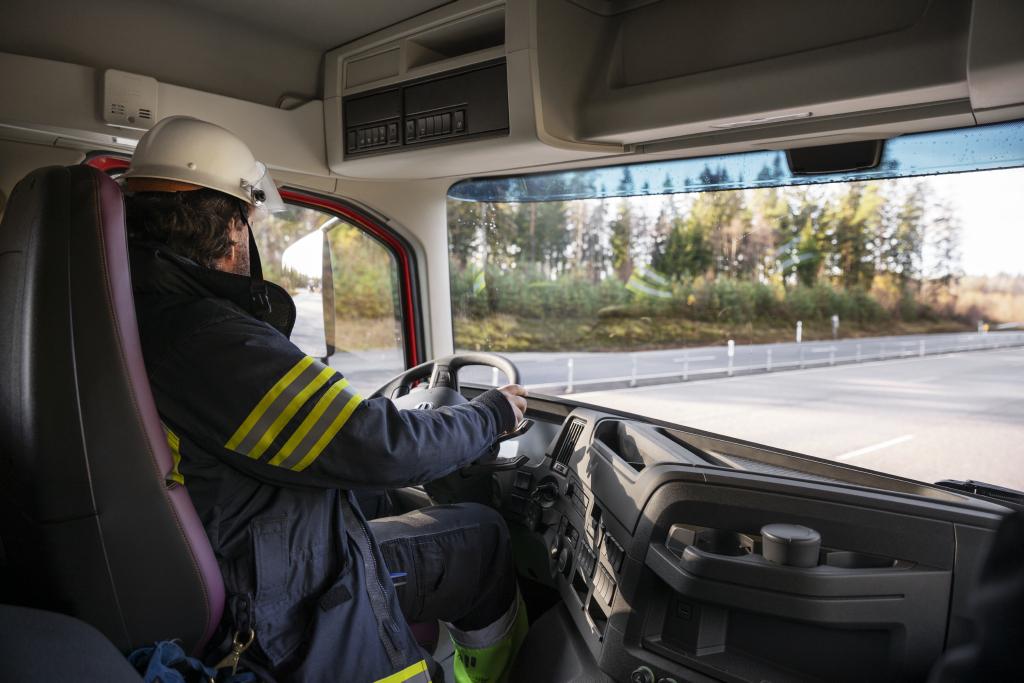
[{"xmin": 447, "ymin": 121, "xmax": 1024, "ymax": 490}]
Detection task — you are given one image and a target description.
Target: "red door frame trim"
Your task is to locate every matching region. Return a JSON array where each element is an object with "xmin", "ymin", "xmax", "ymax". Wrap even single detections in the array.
[{"xmin": 86, "ymin": 156, "xmax": 420, "ymax": 366}]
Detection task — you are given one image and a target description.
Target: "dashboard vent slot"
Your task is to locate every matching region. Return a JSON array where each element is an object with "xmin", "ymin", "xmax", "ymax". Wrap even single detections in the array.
[{"xmin": 555, "ymin": 418, "xmax": 586, "ymax": 467}]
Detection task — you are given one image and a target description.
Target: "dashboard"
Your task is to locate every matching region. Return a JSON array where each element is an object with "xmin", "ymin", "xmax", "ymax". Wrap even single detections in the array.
[{"xmin": 461, "ymin": 395, "xmax": 1011, "ymax": 683}]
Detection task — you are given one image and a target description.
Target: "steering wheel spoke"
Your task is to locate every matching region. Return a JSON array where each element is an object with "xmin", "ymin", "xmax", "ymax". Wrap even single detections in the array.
[{"xmin": 369, "ymin": 352, "xmax": 521, "ymax": 408}]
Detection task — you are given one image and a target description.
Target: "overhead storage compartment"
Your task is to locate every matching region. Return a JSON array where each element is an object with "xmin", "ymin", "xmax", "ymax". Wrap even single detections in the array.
[
  {"xmin": 322, "ymin": 0, "xmax": 621, "ymax": 179},
  {"xmin": 613, "ymin": 0, "xmax": 930, "ymax": 88},
  {"xmin": 321, "ymin": 0, "xmax": 1024, "ymax": 180},
  {"xmin": 538, "ymin": 0, "xmax": 978, "ymax": 152}
]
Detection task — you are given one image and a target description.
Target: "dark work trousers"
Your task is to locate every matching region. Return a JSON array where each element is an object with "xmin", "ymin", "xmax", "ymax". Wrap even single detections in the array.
[{"xmin": 369, "ymin": 502, "xmax": 519, "ymax": 633}]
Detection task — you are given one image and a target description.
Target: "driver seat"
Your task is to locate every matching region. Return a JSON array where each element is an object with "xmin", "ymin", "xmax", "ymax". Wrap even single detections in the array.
[{"xmin": 0, "ymin": 165, "xmax": 224, "ymax": 655}]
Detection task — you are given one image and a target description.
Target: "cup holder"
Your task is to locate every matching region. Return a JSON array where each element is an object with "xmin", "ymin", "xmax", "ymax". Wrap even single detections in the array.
[{"xmin": 693, "ymin": 529, "xmax": 755, "ymax": 557}]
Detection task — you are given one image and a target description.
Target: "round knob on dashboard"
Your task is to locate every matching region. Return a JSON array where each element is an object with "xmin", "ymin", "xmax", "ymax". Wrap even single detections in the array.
[
  {"xmin": 557, "ymin": 547, "xmax": 570, "ymax": 573},
  {"xmin": 761, "ymin": 523, "xmax": 821, "ymax": 568},
  {"xmin": 630, "ymin": 666, "xmax": 654, "ymax": 683}
]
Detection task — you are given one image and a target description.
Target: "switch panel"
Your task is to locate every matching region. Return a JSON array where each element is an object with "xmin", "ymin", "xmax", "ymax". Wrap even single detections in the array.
[{"xmin": 342, "ymin": 60, "xmax": 508, "ymax": 159}]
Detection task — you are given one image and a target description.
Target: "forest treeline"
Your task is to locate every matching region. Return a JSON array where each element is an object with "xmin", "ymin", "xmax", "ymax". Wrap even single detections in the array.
[{"xmin": 449, "ymin": 176, "xmax": 972, "ymax": 328}]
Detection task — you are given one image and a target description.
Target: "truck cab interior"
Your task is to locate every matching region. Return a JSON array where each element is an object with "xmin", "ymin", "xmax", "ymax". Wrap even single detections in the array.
[{"xmin": 2, "ymin": 1, "xmax": 1024, "ymax": 682}]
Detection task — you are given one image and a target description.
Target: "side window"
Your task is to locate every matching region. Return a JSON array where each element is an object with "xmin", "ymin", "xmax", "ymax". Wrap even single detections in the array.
[{"xmin": 254, "ymin": 204, "xmax": 406, "ymax": 394}]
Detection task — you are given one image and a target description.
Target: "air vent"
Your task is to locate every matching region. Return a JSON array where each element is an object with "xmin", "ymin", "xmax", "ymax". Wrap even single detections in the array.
[
  {"xmin": 555, "ymin": 418, "xmax": 586, "ymax": 467},
  {"xmin": 110, "ymin": 103, "xmax": 125, "ymax": 115},
  {"xmin": 138, "ymin": 108, "xmax": 151, "ymax": 119}
]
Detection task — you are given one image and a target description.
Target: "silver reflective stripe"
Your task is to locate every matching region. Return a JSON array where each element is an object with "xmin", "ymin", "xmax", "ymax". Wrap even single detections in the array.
[{"xmin": 446, "ymin": 585, "xmax": 522, "ymax": 650}]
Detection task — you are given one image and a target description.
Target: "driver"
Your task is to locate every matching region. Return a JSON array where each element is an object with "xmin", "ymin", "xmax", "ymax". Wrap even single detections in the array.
[{"xmin": 123, "ymin": 116, "xmax": 529, "ymax": 683}]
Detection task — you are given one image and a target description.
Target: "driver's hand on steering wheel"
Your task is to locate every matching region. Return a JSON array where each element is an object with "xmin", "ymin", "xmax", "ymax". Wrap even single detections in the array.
[{"xmin": 498, "ymin": 384, "xmax": 528, "ymax": 429}]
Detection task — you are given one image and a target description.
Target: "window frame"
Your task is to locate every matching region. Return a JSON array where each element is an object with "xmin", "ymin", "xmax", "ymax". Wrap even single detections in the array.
[
  {"xmin": 280, "ymin": 191, "xmax": 424, "ymax": 369},
  {"xmin": 87, "ymin": 156, "xmax": 424, "ymax": 370}
]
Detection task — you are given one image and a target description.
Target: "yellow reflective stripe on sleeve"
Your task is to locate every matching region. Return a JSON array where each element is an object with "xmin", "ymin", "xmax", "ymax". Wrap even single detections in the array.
[
  {"xmin": 162, "ymin": 424, "xmax": 184, "ymax": 487},
  {"xmin": 373, "ymin": 660, "xmax": 429, "ymax": 683},
  {"xmin": 244, "ymin": 365, "xmax": 334, "ymax": 460},
  {"xmin": 267, "ymin": 378, "xmax": 363, "ymax": 471},
  {"xmin": 225, "ymin": 356, "xmax": 334, "ymax": 460},
  {"xmin": 292, "ymin": 392, "xmax": 362, "ymax": 472}
]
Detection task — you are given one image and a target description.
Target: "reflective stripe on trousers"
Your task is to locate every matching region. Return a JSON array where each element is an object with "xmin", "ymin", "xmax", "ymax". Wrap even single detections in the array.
[{"xmin": 374, "ymin": 660, "xmax": 430, "ymax": 683}]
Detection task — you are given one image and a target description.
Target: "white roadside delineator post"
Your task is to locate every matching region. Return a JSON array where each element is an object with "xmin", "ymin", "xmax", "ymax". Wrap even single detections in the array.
[
  {"xmin": 491, "ymin": 367, "xmax": 499, "ymax": 385},
  {"xmin": 566, "ymin": 358, "xmax": 574, "ymax": 394},
  {"xmin": 682, "ymin": 352, "xmax": 689, "ymax": 382},
  {"xmin": 630, "ymin": 354, "xmax": 638, "ymax": 387},
  {"xmin": 796, "ymin": 321, "xmax": 802, "ymax": 344},
  {"xmin": 919, "ymin": 340, "xmax": 925, "ymax": 357},
  {"xmin": 829, "ymin": 346, "xmax": 835, "ymax": 366},
  {"xmin": 766, "ymin": 349, "xmax": 772, "ymax": 372},
  {"xmin": 727, "ymin": 340, "xmax": 734, "ymax": 377},
  {"xmin": 856, "ymin": 343, "xmax": 862, "ymax": 363}
]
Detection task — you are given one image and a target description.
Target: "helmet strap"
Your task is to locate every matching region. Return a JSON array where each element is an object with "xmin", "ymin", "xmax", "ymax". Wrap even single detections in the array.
[{"xmin": 239, "ymin": 201, "xmax": 272, "ymax": 316}]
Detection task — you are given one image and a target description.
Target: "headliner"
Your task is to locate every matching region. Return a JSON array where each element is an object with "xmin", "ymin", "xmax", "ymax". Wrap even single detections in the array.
[{"xmin": 0, "ymin": 0, "xmax": 453, "ymax": 107}]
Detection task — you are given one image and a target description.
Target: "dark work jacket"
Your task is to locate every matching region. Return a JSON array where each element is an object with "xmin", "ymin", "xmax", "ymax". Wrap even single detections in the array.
[{"xmin": 129, "ymin": 243, "xmax": 515, "ymax": 683}]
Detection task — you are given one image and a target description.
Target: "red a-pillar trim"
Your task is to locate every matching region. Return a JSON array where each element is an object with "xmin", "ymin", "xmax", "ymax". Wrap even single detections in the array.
[{"xmin": 86, "ymin": 157, "xmax": 419, "ymax": 366}]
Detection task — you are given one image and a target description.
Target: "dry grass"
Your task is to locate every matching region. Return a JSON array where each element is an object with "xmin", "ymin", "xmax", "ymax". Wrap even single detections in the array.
[
  {"xmin": 332, "ymin": 317, "xmax": 402, "ymax": 351},
  {"xmin": 950, "ymin": 276, "xmax": 1024, "ymax": 324},
  {"xmin": 454, "ymin": 314, "xmax": 974, "ymax": 353}
]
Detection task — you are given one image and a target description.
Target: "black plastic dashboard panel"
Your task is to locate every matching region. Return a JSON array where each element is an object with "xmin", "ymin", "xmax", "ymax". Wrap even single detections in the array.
[{"xmin": 458, "ymin": 386, "xmax": 1010, "ymax": 682}]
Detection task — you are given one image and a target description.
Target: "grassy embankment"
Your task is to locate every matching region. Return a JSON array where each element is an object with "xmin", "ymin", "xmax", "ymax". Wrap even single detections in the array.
[{"xmin": 454, "ymin": 314, "xmax": 973, "ymax": 353}]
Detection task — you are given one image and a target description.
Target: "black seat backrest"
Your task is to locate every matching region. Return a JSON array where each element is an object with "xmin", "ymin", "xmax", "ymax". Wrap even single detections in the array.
[{"xmin": 0, "ymin": 165, "xmax": 224, "ymax": 655}]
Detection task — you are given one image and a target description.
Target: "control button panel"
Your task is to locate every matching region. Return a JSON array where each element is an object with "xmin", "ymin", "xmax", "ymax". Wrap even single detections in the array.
[
  {"xmin": 405, "ymin": 109, "xmax": 465, "ymax": 143},
  {"xmin": 342, "ymin": 61, "xmax": 508, "ymax": 159},
  {"xmin": 568, "ymin": 477, "xmax": 590, "ymax": 517},
  {"xmin": 576, "ymin": 544, "xmax": 597, "ymax": 578},
  {"xmin": 348, "ymin": 120, "xmax": 401, "ymax": 153},
  {"xmin": 558, "ymin": 514, "xmax": 579, "ymax": 549},
  {"xmin": 594, "ymin": 564, "xmax": 616, "ymax": 604},
  {"xmin": 601, "ymin": 532, "xmax": 625, "ymax": 573}
]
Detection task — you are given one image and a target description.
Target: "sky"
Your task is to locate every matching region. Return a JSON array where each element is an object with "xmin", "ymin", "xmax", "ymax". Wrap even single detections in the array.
[
  {"xmin": 282, "ymin": 228, "xmax": 323, "ymax": 277},
  {"xmin": 927, "ymin": 166, "xmax": 1024, "ymax": 277}
]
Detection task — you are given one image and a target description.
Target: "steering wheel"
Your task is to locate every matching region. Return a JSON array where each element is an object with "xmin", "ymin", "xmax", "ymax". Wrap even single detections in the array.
[
  {"xmin": 369, "ymin": 351, "xmax": 520, "ymax": 411},
  {"xmin": 371, "ymin": 352, "xmax": 531, "ymax": 485}
]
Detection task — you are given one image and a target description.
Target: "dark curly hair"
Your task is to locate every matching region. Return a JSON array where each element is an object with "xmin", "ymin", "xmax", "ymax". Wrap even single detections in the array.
[{"xmin": 125, "ymin": 188, "xmax": 252, "ymax": 268}]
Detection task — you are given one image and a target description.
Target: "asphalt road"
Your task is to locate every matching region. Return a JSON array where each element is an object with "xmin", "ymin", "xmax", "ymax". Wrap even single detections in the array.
[
  {"xmin": 457, "ymin": 330, "xmax": 1024, "ymax": 392},
  {"xmin": 569, "ymin": 346, "xmax": 1024, "ymax": 491}
]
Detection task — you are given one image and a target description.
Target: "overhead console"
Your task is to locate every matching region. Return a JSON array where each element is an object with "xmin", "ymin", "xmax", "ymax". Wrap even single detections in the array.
[
  {"xmin": 342, "ymin": 60, "xmax": 509, "ymax": 159},
  {"xmin": 322, "ymin": 0, "xmax": 1024, "ymax": 180},
  {"xmin": 538, "ymin": 0, "xmax": 1024, "ymax": 156},
  {"xmin": 488, "ymin": 399, "xmax": 1013, "ymax": 683},
  {"xmin": 322, "ymin": 0, "xmax": 623, "ymax": 180}
]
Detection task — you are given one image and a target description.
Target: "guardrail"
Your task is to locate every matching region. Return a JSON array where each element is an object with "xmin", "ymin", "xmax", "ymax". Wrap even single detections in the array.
[{"xmin": 524, "ymin": 331, "xmax": 1024, "ymax": 395}]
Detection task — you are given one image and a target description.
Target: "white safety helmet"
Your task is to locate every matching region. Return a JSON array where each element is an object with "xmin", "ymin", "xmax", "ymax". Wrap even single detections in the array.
[{"xmin": 121, "ymin": 116, "xmax": 284, "ymax": 212}]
